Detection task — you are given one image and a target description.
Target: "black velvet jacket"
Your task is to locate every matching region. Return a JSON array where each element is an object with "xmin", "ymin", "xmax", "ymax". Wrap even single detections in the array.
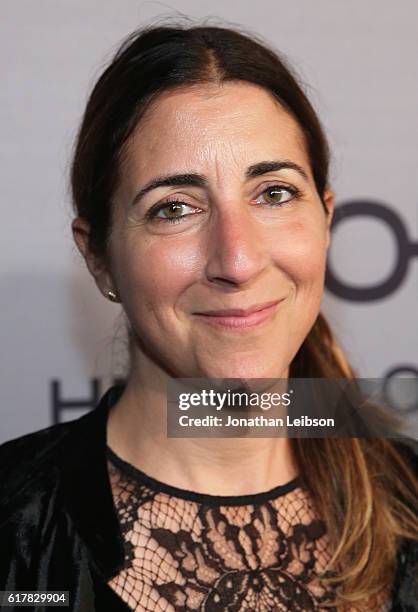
[{"xmin": 0, "ymin": 385, "xmax": 417, "ymax": 611}]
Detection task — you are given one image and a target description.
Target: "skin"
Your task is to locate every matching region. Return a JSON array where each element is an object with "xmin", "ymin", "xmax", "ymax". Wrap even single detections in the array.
[{"xmin": 73, "ymin": 81, "xmax": 334, "ymax": 494}]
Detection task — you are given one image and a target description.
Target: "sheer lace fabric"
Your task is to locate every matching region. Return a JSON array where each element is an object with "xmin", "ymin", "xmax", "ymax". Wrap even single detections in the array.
[{"xmin": 106, "ymin": 450, "xmax": 390, "ymax": 612}]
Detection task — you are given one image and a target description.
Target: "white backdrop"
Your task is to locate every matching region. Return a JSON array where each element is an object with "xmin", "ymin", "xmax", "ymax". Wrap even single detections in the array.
[{"xmin": 1, "ymin": 0, "xmax": 417, "ymax": 443}]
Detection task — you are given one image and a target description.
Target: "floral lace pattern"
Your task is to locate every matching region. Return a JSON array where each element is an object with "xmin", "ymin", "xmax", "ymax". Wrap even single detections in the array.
[{"xmin": 106, "ymin": 449, "xmax": 390, "ymax": 611}]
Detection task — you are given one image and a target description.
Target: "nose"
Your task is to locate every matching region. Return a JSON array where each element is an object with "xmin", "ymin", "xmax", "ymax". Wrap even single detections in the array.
[{"xmin": 203, "ymin": 203, "xmax": 270, "ymax": 288}]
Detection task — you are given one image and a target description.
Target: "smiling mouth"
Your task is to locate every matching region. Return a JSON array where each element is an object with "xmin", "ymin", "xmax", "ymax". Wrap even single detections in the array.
[{"xmin": 193, "ymin": 299, "xmax": 283, "ymax": 330}]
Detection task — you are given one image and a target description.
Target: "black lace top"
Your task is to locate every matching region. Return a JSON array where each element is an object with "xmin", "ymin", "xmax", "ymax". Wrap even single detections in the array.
[{"xmin": 106, "ymin": 447, "xmax": 391, "ymax": 612}]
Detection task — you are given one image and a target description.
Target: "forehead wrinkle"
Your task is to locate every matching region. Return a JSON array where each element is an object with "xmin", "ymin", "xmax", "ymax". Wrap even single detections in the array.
[
  {"xmin": 182, "ymin": 108, "xmax": 311, "ymax": 189},
  {"xmin": 210, "ymin": 141, "xmax": 246, "ymax": 194},
  {"xmin": 173, "ymin": 133, "xmax": 242, "ymax": 189},
  {"xmin": 119, "ymin": 82, "xmax": 315, "ymax": 203}
]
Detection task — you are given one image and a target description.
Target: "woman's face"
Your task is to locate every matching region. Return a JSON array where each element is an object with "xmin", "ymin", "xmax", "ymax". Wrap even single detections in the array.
[{"xmin": 106, "ymin": 81, "xmax": 333, "ymax": 379}]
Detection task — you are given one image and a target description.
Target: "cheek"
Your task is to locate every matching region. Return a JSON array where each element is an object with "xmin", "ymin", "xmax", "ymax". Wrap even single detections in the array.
[
  {"xmin": 270, "ymin": 220, "xmax": 328, "ymax": 286},
  {"xmin": 115, "ymin": 236, "xmax": 201, "ymax": 310}
]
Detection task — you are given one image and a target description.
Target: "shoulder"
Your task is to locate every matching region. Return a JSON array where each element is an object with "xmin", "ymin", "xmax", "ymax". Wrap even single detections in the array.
[
  {"xmin": 0, "ymin": 385, "xmax": 120, "ymax": 523},
  {"xmin": 0, "ymin": 420, "xmax": 73, "ymax": 467},
  {"xmin": 392, "ymin": 437, "xmax": 418, "ymax": 507},
  {"xmin": 393, "ymin": 436, "xmax": 418, "ymax": 475},
  {"xmin": 0, "ymin": 413, "xmax": 93, "ymax": 523},
  {"xmin": 0, "ymin": 422, "xmax": 80, "ymax": 580},
  {"xmin": 390, "ymin": 437, "xmax": 418, "ymax": 606}
]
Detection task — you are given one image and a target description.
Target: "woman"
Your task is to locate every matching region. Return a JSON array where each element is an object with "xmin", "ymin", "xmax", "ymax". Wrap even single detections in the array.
[{"xmin": 1, "ymin": 20, "xmax": 417, "ymax": 612}]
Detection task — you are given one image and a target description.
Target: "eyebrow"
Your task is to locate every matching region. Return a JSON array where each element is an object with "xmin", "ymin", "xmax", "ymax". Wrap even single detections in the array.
[{"xmin": 130, "ymin": 159, "xmax": 309, "ymax": 207}]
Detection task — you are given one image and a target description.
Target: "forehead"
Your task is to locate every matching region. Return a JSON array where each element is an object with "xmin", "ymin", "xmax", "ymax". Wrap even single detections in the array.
[{"xmin": 122, "ymin": 81, "xmax": 311, "ymax": 183}]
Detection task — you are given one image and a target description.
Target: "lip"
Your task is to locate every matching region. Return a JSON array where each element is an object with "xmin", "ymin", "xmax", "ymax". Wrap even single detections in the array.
[
  {"xmin": 197, "ymin": 300, "xmax": 281, "ymax": 317},
  {"xmin": 193, "ymin": 299, "xmax": 282, "ymax": 329}
]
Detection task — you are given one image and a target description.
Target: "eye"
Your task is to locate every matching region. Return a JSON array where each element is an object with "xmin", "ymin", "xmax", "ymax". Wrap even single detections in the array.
[
  {"xmin": 146, "ymin": 200, "xmax": 201, "ymax": 223},
  {"xmin": 146, "ymin": 183, "xmax": 300, "ymax": 224},
  {"xmin": 253, "ymin": 184, "xmax": 300, "ymax": 207}
]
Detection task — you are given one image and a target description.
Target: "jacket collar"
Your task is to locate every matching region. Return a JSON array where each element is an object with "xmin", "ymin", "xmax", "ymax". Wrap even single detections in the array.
[{"xmin": 58, "ymin": 384, "xmax": 126, "ymax": 579}]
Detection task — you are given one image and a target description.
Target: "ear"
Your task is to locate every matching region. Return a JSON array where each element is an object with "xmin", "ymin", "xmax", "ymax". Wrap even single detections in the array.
[
  {"xmin": 322, "ymin": 190, "xmax": 334, "ymax": 249},
  {"xmin": 71, "ymin": 217, "xmax": 115, "ymax": 300}
]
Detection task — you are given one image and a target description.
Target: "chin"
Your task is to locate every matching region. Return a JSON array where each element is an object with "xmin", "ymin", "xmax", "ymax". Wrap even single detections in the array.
[{"xmin": 197, "ymin": 357, "xmax": 288, "ymax": 381}]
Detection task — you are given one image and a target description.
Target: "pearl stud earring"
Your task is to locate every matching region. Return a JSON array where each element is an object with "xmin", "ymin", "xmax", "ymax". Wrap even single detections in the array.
[{"xmin": 107, "ymin": 289, "xmax": 120, "ymax": 303}]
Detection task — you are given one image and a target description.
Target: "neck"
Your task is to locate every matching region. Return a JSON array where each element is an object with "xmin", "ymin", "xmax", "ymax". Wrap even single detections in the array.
[{"xmin": 107, "ymin": 353, "xmax": 299, "ymax": 496}]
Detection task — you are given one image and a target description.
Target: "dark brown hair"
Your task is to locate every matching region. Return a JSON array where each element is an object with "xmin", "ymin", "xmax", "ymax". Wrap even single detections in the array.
[
  {"xmin": 71, "ymin": 19, "xmax": 329, "ymax": 262},
  {"xmin": 71, "ymin": 19, "xmax": 418, "ymax": 609}
]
